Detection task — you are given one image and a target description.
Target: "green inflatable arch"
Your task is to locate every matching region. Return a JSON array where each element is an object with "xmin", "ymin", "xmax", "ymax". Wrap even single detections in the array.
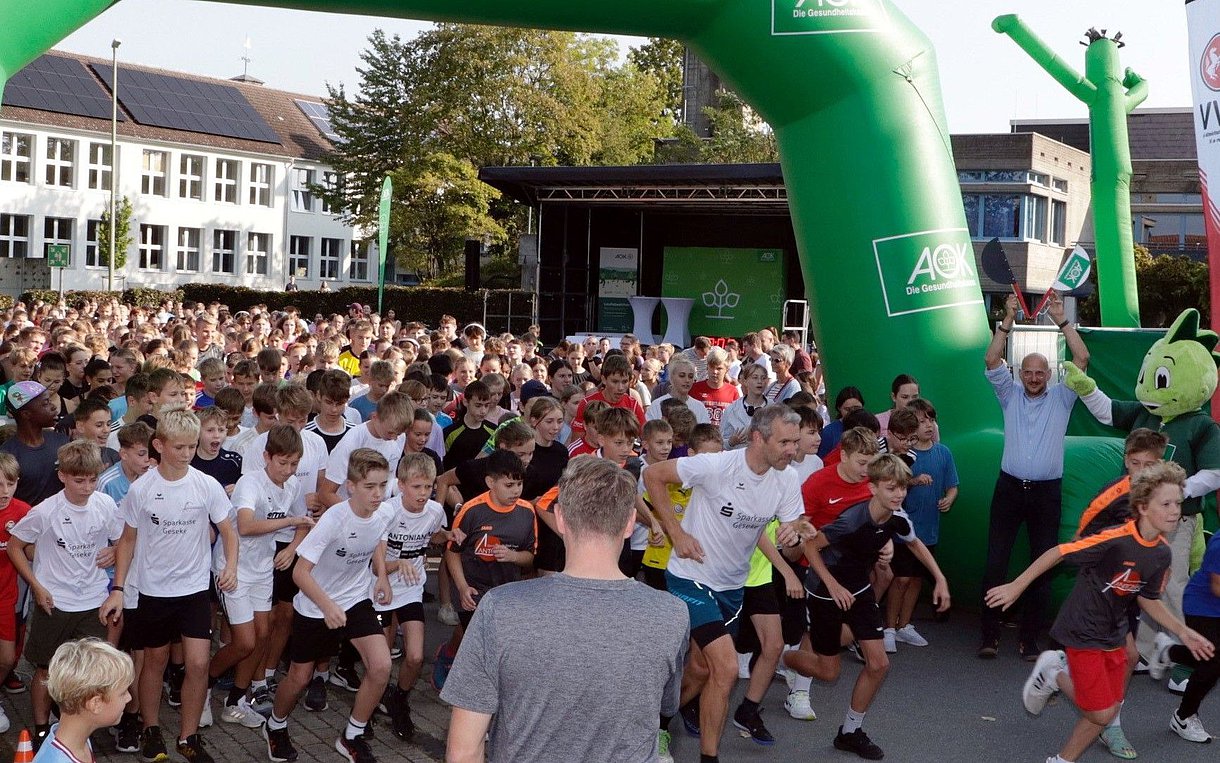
[{"xmin": 1, "ymin": 0, "xmax": 1085, "ymax": 596}]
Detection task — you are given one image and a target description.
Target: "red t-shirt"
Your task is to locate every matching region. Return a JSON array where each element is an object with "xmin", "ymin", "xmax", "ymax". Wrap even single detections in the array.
[
  {"xmin": 567, "ymin": 438, "xmax": 596, "ymax": 458},
  {"xmin": 689, "ymin": 381, "xmax": 741, "ymax": 429},
  {"xmin": 572, "ymin": 391, "xmax": 645, "ymax": 437},
  {"xmin": 0, "ymin": 498, "xmax": 32, "ymax": 604},
  {"xmin": 801, "ymin": 465, "xmax": 871, "ymax": 529}
]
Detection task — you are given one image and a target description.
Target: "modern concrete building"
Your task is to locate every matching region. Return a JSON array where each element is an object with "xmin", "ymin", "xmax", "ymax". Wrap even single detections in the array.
[{"xmin": 0, "ymin": 50, "xmax": 367, "ymax": 299}]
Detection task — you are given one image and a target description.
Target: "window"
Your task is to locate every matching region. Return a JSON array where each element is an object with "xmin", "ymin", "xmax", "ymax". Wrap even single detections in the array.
[
  {"xmin": 87, "ymin": 143, "xmax": 112, "ymax": 191},
  {"xmin": 249, "ymin": 163, "xmax": 273, "ymax": 207},
  {"xmin": 179, "ymin": 154, "xmax": 204, "ymax": 200},
  {"xmin": 1050, "ymin": 200, "xmax": 1067, "ymax": 246},
  {"xmin": 85, "ymin": 219, "xmax": 103, "ymax": 268},
  {"xmin": 1027, "ymin": 171, "xmax": 1050, "ymax": 188},
  {"xmin": 247, "ymin": 232, "xmax": 270, "ymax": 276},
  {"xmin": 138, "ymin": 224, "xmax": 165, "ymax": 270},
  {"xmin": 214, "ymin": 159, "xmax": 239, "ymax": 203},
  {"xmin": 1052, "ymin": 178, "xmax": 1069, "ymax": 193},
  {"xmin": 141, "ymin": 150, "xmax": 168, "ymax": 196},
  {"xmin": 0, "ymin": 214, "xmax": 30, "ymax": 257},
  {"xmin": 1, "ymin": 132, "xmax": 32, "ymax": 183},
  {"xmin": 43, "ymin": 217, "xmax": 73, "ymax": 259},
  {"xmin": 1024, "ymin": 195, "xmax": 1048, "ymax": 242},
  {"xmin": 212, "ymin": 229, "xmax": 237, "ymax": 274},
  {"xmin": 321, "ymin": 171, "xmax": 338, "ymax": 214},
  {"xmin": 289, "ymin": 236, "xmax": 310, "ymax": 278},
  {"xmin": 176, "ymin": 227, "xmax": 201, "ymax": 272},
  {"xmin": 320, "ymin": 237, "xmax": 341, "ymax": 280},
  {"xmin": 349, "ymin": 240, "xmax": 369, "ymax": 281},
  {"xmin": 44, "ymin": 138, "xmax": 74, "ymax": 187},
  {"xmin": 292, "ymin": 168, "xmax": 315, "ymax": 212},
  {"xmin": 958, "ymin": 169, "xmax": 1040, "ymax": 184},
  {"xmin": 963, "ymin": 193, "xmax": 1023, "ymax": 239},
  {"xmin": 1140, "ymin": 213, "xmax": 1208, "ymax": 251}
]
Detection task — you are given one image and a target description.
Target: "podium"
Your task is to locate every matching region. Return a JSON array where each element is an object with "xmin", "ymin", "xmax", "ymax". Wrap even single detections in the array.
[
  {"xmin": 628, "ymin": 296, "xmax": 660, "ymax": 345},
  {"xmin": 660, "ymin": 297, "xmax": 694, "ymax": 348}
]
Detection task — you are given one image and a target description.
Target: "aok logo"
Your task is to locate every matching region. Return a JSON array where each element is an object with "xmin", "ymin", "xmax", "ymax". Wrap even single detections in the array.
[{"xmin": 873, "ymin": 228, "xmax": 982, "ymax": 318}]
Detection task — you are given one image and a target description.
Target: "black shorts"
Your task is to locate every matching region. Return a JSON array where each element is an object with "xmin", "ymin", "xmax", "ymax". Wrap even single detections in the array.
[
  {"xmin": 742, "ymin": 581, "xmax": 781, "ymax": 618},
  {"xmin": 375, "ymin": 602, "xmax": 425, "ymax": 629},
  {"xmin": 458, "ymin": 608, "xmax": 475, "ymax": 630},
  {"xmin": 776, "ymin": 563, "xmax": 809, "ymax": 646},
  {"xmin": 273, "ymin": 542, "xmax": 300, "ymax": 603},
  {"xmin": 642, "ymin": 566, "xmax": 668, "ymax": 592},
  {"xmin": 289, "ymin": 600, "xmax": 382, "ymax": 665},
  {"xmin": 891, "ymin": 542, "xmax": 936, "ymax": 579},
  {"xmin": 808, "ymin": 587, "xmax": 883, "ymax": 656},
  {"xmin": 127, "ymin": 591, "xmax": 213, "ymax": 649}
]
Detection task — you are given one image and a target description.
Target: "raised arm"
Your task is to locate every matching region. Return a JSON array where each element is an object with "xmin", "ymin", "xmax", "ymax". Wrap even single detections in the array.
[
  {"xmin": 1046, "ymin": 291, "xmax": 1088, "ymax": 371},
  {"xmin": 985, "ymin": 294, "xmax": 1018, "ymax": 370}
]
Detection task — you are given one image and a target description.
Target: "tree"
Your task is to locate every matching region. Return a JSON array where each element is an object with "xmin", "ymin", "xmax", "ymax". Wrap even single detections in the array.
[
  {"xmin": 1077, "ymin": 245, "xmax": 1209, "ymax": 327},
  {"xmin": 628, "ymin": 37, "xmax": 684, "ymax": 121},
  {"xmin": 319, "ymin": 25, "xmax": 674, "ymax": 277},
  {"xmin": 662, "ymin": 89, "xmax": 780, "ymax": 164},
  {"xmin": 97, "ymin": 196, "xmax": 133, "ymax": 270}
]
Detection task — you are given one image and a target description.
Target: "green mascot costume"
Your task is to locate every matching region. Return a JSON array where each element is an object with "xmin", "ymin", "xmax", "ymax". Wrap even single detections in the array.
[{"xmin": 1065, "ymin": 308, "xmax": 1220, "ymax": 691}]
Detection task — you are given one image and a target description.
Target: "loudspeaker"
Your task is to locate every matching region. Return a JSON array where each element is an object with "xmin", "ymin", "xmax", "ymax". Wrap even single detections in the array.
[{"xmin": 464, "ymin": 239, "xmax": 481, "ymax": 292}]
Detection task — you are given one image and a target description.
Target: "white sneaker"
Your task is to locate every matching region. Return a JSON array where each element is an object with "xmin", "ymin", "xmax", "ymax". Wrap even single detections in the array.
[
  {"xmin": 221, "ymin": 697, "xmax": 266, "ymax": 728},
  {"xmin": 1148, "ymin": 632, "xmax": 1177, "ymax": 680},
  {"xmin": 776, "ymin": 661, "xmax": 796, "ymax": 691},
  {"xmin": 784, "ymin": 690, "xmax": 817, "ymax": 720},
  {"xmin": 736, "ymin": 652, "xmax": 752, "ymax": 679},
  {"xmin": 1171, "ymin": 712, "xmax": 1213, "ymax": 743},
  {"xmin": 882, "ymin": 628, "xmax": 897, "ymax": 654},
  {"xmin": 894, "ymin": 624, "xmax": 929, "ymax": 647},
  {"xmin": 0, "ymin": 704, "xmax": 9, "ymax": 733},
  {"xmin": 198, "ymin": 695, "xmax": 213, "ymax": 728},
  {"xmin": 1022, "ymin": 650, "xmax": 1063, "ymax": 716},
  {"xmin": 438, "ymin": 603, "xmax": 460, "ymax": 626}
]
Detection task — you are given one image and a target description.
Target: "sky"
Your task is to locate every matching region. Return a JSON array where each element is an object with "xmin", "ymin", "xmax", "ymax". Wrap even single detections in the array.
[{"xmin": 52, "ymin": 0, "xmax": 1194, "ymax": 135}]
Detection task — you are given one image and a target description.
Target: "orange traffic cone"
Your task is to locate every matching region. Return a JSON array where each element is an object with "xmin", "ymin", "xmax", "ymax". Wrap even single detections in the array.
[{"xmin": 12, "ymin": 728, "xmax": 32, "ymax": 763}]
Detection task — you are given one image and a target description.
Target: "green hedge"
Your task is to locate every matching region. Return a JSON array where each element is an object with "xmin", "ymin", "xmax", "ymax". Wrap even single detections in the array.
[
  {"xmin": 179, "ymin": 284, "xmax": 534, "ymax": 333},
  {"xmin": 19, "ymin": 287, "xmax": 183, "ymax": 309}
]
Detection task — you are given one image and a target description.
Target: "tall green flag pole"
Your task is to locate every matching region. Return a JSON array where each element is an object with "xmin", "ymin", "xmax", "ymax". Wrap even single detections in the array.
[{"xmin": 377, "ymin": 175, "xmax": 392, "ymax": 315}]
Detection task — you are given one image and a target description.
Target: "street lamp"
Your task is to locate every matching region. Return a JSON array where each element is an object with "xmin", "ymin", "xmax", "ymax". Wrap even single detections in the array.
[{"xmin": 108, "ymin": 38, "xmax": 120, "ymax": 293}]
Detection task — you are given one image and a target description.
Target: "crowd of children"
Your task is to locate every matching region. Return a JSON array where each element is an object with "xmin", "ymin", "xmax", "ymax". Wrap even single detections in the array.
[{"xmin": 0, "ymin": 296, "xmax": 1212, "ymax": 763}]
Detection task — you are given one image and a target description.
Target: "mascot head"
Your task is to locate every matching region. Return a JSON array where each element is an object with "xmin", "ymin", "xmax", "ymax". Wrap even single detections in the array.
[{"xmin": 1135, "ymin": 308, "xmax": 1220, "ymax": 420}]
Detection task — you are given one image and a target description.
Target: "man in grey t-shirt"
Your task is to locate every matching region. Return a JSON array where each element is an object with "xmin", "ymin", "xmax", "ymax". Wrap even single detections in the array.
[{"xmin": 442, "ymin": 456, "xmax": 689, "ymax": 763}]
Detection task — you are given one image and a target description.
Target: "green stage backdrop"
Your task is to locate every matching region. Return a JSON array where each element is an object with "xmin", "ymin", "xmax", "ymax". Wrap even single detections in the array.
[{"xmin": 661, "ymin": 247, "xmax": 786, "ymax": 338}]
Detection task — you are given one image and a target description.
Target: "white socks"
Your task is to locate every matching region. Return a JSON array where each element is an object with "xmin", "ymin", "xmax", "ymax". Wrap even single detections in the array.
[{"xmin": 843, "ymin": 708, "xmax": 866, "ymax": 733}]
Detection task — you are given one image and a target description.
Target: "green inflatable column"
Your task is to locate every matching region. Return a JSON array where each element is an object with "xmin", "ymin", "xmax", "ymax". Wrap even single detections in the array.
[{"xmin": 993, "ymin": 15, "xmax": 1145, "ymax": 328}]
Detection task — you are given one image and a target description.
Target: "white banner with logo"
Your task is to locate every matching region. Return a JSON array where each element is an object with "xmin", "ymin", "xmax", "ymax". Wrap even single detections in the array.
[
  {"xmin": 597, "ymin": 247, "xmax": 639, "ymax": 333},
  {"xmin": 1186, "ymin": 0, "xmax": 1220, "ymax": 347}
]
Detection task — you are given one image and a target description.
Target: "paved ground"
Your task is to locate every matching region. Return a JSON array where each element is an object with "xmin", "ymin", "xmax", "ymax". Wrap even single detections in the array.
[{"xmin": 0, "ymin": 599, "xmax": 1215, "ymax": 762}]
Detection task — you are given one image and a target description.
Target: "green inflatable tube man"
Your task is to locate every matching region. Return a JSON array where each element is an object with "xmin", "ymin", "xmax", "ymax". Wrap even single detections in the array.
[
  {"xmin": 993, "ymin": 15, "xmax": 1146, "ymax": 328},
  {"xmin": 1, "ymin": 1, "xmax": 1010, "ymax": 587}
]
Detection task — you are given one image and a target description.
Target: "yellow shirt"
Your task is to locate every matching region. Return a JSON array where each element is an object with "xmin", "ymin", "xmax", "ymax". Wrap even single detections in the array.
[{"xmin": 642, "ymin": 483, "xmax": 693, "ymax": 570}]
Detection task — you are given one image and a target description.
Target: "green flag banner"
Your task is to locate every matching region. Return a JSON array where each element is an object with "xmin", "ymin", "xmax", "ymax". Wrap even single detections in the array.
[
  {"xmin": 377, "ymin": 176, "xmax": 392, "ymax": 314},
  {"xmin": 1052, "ymin": 246, "xmax": 1092, "ymax": 292}
]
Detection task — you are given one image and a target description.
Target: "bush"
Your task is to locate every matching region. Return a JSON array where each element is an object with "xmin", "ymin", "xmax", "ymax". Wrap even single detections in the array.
[
  {"xmin": 0, "ymin": 294, "xmax": 12, "ymax": 311},
  {"xmin": 19, "ymin": 288, "xmax": 184, "ymax": 309}
]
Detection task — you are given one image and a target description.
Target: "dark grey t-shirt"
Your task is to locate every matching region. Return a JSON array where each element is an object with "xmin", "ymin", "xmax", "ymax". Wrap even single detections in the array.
[
  {"xmin": 440, "ymin": 573, "xmax": 688, "ymax": 763},
  {"xmin": 0, "ymin": 431, "xmax": 69, "ymax": 506}
]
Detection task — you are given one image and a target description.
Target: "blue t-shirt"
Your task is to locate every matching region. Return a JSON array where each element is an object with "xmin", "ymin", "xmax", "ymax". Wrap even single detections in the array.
[
  {"xmin": 1183, "ymin": 532, "xmax": 1220, "ymax": 618},
  {"xmin": 97, "ymin": 462, "xmax": 132, "ymax": 504},
  {"xmin": 109, "ymin": 395, "xmax": 127, "ymax": 423},
  {"xmin": 349, "ymin": 393, "xmax": 377, "ymax": 422},
  {"xmin": 904, "ymin": 443, "xmax": 959, "ymax": 546},
  {"xmin": 32, "ymin": 724, "xmax": 91, "ymax": 762},
  {"xmin": 818, "ymin": 419, "xmax": 845, "ymax": 458}
]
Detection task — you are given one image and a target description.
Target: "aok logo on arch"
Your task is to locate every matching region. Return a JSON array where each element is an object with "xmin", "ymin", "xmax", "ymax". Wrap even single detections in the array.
[{"xmin": 872, "ymin": 228, "xmax": 983, "ymax": 318}]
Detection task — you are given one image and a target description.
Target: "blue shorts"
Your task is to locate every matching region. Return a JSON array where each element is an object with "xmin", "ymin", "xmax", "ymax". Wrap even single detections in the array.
[{"xmin": 665, "ymin": 571, "xmax": 744, "ymax": 648}]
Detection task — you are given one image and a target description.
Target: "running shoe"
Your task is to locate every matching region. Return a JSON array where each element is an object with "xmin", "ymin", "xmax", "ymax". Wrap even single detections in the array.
[
  {"xmin": 732, "ymin": 705, "xmax": 776, "ymax": 746},
  {"xmin": 977, "ymin": 638, "xmax": 999, "ymax": 659},
  {"xmin": 198, "ymin": 695, "xmax": 213, "ymax": 728},
  {"xmin": 657, "ymin": 729, "xmax": 674, "ymax": 763},
  {"xmin": 335, "ymin": 734, "xmax": 377, "ymax": 763},
  {"xmin": 175, "ymin": 734, "xmax": 214, "ymax": 763},
  {"xmin": 438, "ymin": 603, "xmax": 460, "ymax": 626},
  {"xmin": 894, "ymin": 624, "xmax": 928, "ymax": 647},
  {"xmin": 112, "ymin": 711, "xmax": 141, "ymax": 753},
  {"xmin": 1148, "ymin": 631, "xmax": 1176, "ymax": 680},
  {"xmin": 263, "ymin": 725, "xmax": 298, "ymax": 763},
  {"xmin": 736, "ymin": 652, "xmax": 752, "ymax": 679},
  {"xmin": 1099, "ymin": 725, "xmax": 1137, "ymax": 759},
  {"xmin": 431, "ymin": 642, "xmax": 456, "ymax": 691},
  {"xmin": 1022, "ymin": 650, "xmax": 1063, "ymax": 716},
  {"xmin": 784, "ymin": 690, "xmax": 817, "ymax": 721},
  {"xmin": 390, "ymin": 637, "xmax": 403, "ymax": 661},
  {"xmin": 330, "ymin": 663, "xmax": 362, "ymax": 692},
  {"xmin": 221, "ymin": 696, "xmax": 266, "ymax": 728},
  {"xmin": 304, "ymin": 676, "xmax": 328, "ymax": 712},
  {"xmin": 140, "ymin": 725, "xmax": 169, "ymax": 763},
  {"xmin": 882, "ymin": 629, "xmax": 897, "ymax": 654},
  {"xmin": 0, "ymin": 704, "xmax": 8, "ymax": 734},
  {"xmin": 2, "ymin": 673, "xmax": 26, "ymax": 694},
  {"xmin": 391, "ymin": 694, "xmax": 415, "ymax": 741},
  {"xmin": 251, "ymin": 684, "xmax": 274, "ymax": 718},
  {"xmin": 679, "ymin": 700, "xmax": 701, "ymax": 737},
  {"xmin": 1171, "ymin": 712, "xmax": 1213, "ymax": 743},
  {"xmin": 847, "ymin": 641, "xmax": 866, "ymax": 664},
  {"xmin": 1019, "ymin": 640, "xmax": 1042, "ymax": 662},
  {"xmin": 32, "ymin": 727, "xmax": 49, "ymax": 753},
  {"xmin": 833, "ymin": 726, "xmax": 884, "ymax": 760},
  {"xmin": 377, "ymin": 685, "xmax": 398, "ymax": 715}
]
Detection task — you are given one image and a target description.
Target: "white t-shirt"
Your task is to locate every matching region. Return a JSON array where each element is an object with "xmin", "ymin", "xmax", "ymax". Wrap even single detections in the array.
[
  {"xmin": 790, "ymin": 454, "xmax": 824, "ymax": 484},
  {"xmin": 344, "ymin": 406, "xmax": 363, "ymax": 426},
  {"xmin": 325, "ymin": 423, "xmax": 406, "ymax": 500},
  {"xmin": 240, "ymin": 428, "xmax": 328, "ymax": 542},
  {"xmin": 666, "ymin": 449, "xmax": 802, "ymax": 591},
  {"xmin": 645, "ymin": 394, "xmax": 711, "ymax": 425},
  {"xmin": 229, "ymin": 427, "xmax": 262, "ymax": 460},
  {"xmin": 231, "ymin": 469, "xmax": 300, "ymax": 585},
  {"xmin": 375, "ymin": 498, "xmax": 446, "ymax": 611},
  {"xmin": 293, "ymin": 500, "xmax": 396, "ymax": 619},
  {"xmin": 11, "ymin": 492, "xmax": 124, "ymax": 611},
  {"xmin": 121, "ymin": 467, "xmax": 233, "ymax": 598},
  {"xmin": 222, "ymin": 426, "xmax": 252, "ymax": 452}
]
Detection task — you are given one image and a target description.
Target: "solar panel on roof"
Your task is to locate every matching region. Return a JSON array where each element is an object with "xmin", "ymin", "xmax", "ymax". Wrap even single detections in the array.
[
  {"xmin": 3, "ymin": 55, "xmax": 125, "ymax": 121},
  {"xmin": 294, "ymin": 99, "xmax": 341, "ymax": 144},
  {"xmin": 90, "ymin": 63, "xmax": 279, "ymax": 144}
]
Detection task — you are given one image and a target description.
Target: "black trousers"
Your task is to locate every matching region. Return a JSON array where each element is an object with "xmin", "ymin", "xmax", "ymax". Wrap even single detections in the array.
[
  {"xmin": 1170, "ymin": 614, "xmax": 1220, "ymax": 719},
  {"xmin": 980, "ymin": 471, "xmax": 1062, "ymax": 643}
]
